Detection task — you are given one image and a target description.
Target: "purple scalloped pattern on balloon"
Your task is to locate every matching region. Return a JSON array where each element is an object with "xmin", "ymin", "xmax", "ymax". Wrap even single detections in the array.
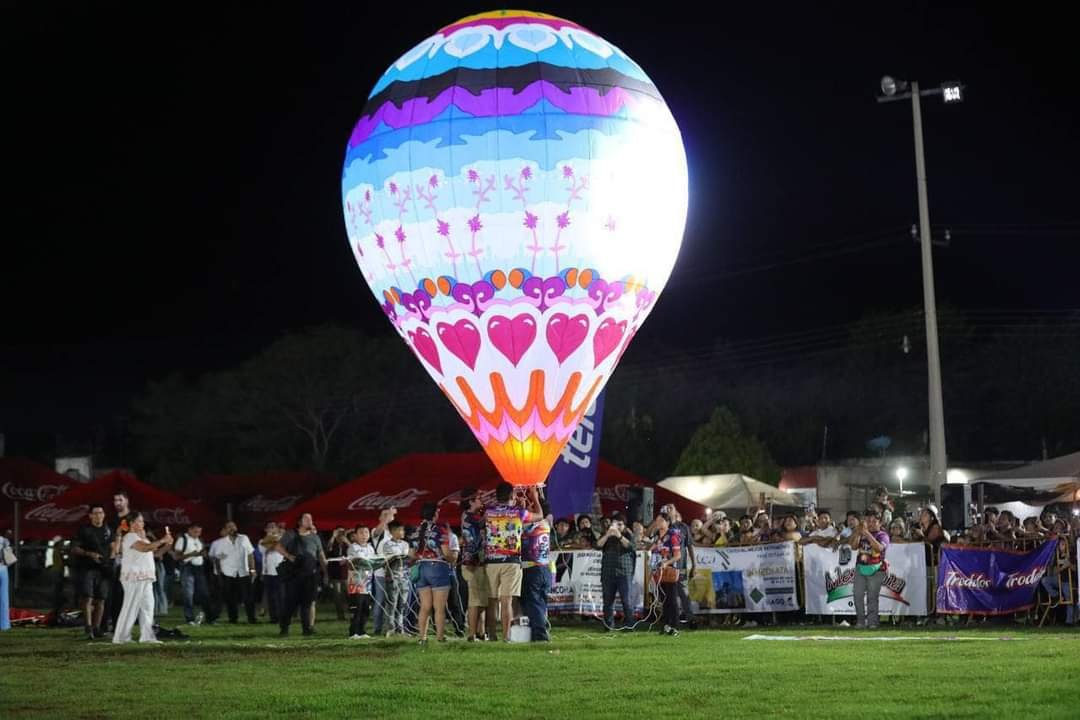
[
  {"xmin": 349, "ymin": 83, "xmax": 644, "ymax": 146},
  {"xmin": 521, "ymin": 275, "xmax": 567, "ymax": 312},
  {"xmin": 382, "ymin": 298, "xmax": 399, "ymax": 324},
  {"xmin": 400, "ymin": 288, "xmax": 433, "ymax": 323},
  {"xmin": 587, "ymin": 279, "xmax": 625, "ymax": 315},
  {"xmin": 451, "ymin": 280, "xmax": 497, "ymax": 316}
]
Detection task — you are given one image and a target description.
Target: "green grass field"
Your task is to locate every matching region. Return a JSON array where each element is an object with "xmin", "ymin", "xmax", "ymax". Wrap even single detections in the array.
[{"xmin": 2, "ymin": 610, "xmax": 1078, "ymax": 719}]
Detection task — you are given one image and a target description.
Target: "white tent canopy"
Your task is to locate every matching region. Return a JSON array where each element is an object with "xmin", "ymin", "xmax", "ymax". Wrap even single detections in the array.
[
  {"xmin": 970, "ymin": 450, "xmax": 1080, "ymax": 502},
  {"xmin": 659, "ymin": 474, "xmax": 801, "ymax": 510}
]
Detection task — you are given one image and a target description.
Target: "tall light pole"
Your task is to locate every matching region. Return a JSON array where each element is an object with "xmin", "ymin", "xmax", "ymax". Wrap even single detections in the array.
[{"xmin": 877, "ymin": 77, "xmax": 963, "ymax": 507}]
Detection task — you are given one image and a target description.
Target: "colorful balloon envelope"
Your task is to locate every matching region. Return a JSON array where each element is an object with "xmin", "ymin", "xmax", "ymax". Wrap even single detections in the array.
[{"xmin": 342, "ymin": 10, "xmax": 688, "ymax": 486}]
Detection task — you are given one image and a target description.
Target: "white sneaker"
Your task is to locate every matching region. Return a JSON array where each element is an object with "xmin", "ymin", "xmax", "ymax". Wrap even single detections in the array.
[
  {"xmin": 140, "ymin": 639, "xmax": 165, "ymax": 645},
  {"xmin": 195, "ymin": 611, "xmax": 205, "ymax": 625},
  {"xmin": 358, "ymin": 634, "xmax": 372, "ymax": 639},
  {"xmin": 838, "ymin": 620, "xmax": 851, "ymax": 628},
  {"xmin": 349, "ymin": 634, "xmax": 363, "ymax": 640}
]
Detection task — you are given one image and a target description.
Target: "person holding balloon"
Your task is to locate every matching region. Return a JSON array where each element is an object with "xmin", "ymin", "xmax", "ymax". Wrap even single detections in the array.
[
  {"xmin": 484, "ymin": 484, "xmax": 542, "ymax": 642},
  {"xmin": 520, "ymin": 499, "xmax": 554, "ymax": 642}
]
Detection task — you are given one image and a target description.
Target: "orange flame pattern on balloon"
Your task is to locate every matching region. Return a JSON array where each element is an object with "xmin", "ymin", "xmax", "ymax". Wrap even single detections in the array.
[{"xmin": 441, "ymin": 370, "xmax": 604, "ymax": 487}]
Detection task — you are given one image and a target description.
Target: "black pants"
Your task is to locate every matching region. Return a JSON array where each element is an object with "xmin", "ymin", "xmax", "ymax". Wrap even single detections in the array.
[
  {"xmin": 349, "ymin": 594, "xmax": 373, "ymax": 636},
  {"xmin": 263, "ymin": 575, "xmax": 283, "ymax": 623},
  {"xmin": 107, "ymin": 576, "xmax": 125, "ymax": 628},
  {"xmin": 675, "ymin": 575, "xmax": 692, "ymax": 622},
  {"xmin": 660, "ymin": 581, "xmax": 679, "ymax": 630},
  {"xmin": 602, "ymin": 574, "xmax": 632, "ymax": 628},
  {"xmin": 224, "ymin": 576, "xmax": 256, "ymax": 623},
  {"xmin": 280, "ymin": 574, "xmax": 317, "ymax": 633}
]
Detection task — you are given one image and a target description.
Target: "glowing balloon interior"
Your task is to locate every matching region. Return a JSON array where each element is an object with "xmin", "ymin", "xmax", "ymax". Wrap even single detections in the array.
[{"xmin": 342, "ymin": 10, "xmax": 688, "ymax": 486}]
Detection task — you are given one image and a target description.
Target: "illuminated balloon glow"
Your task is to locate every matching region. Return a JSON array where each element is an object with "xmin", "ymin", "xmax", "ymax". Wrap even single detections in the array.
[{"xmin": 342, "ymin": 10, "xmax": 688, "ymax": 486}]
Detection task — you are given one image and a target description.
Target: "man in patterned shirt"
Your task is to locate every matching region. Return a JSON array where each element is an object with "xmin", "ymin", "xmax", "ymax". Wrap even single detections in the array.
[
  {"xmin": 484, "ymin": 483, "xmax": 542, "ymax": 642},
  {"xmin": 459, "ymin": 487, "xmax": 489, "ymax": 641}
]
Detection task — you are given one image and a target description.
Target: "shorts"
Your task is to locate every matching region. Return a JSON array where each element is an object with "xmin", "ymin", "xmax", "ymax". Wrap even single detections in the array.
[
  {"xmin": 462, "ymin": 565, "xmax": 489, "ymax": 607},
  {"xmin": 415, "ymin": 561, "xmax": 451, "ymax": 591},
  {"xmin": 78, "ymin": 567, "xmax": 111, "ymax": 600},
  {"xmin": 484, "ymin": 562, "xmax": 522, "ymax": 599}
]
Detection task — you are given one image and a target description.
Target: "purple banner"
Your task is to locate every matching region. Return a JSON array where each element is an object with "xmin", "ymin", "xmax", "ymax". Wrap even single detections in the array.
[
  {"xmin": 936, "ymin": 541, "xmax": 1057, "ymax": 615},
  {"xmin": 546, "ymin": 391, "xmax": 606, "ymax": 519}
]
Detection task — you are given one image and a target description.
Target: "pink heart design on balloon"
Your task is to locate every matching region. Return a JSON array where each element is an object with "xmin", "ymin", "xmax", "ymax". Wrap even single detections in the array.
[
  {"xmin": 546, "ymin": 312, "xmax": 590, "ymax": 365},
  {"xmin": 593, "ymin": 317, "xmax": 627, "ymax": 368},
  {"xmin": 408, "ymin": 327, "xmax": 442, "ymax": 374},
  {"xmin": 436, "ymin": 319, "xmax": 481, "ymax": 370},
  {"xmin": 487, "ymin": 314, "xmax": 537, "ymax": 367}
]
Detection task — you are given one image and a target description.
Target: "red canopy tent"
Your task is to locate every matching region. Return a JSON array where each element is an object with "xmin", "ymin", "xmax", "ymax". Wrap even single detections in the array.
[
  {"xmin": 178, "ymin": 471, "xmax": 338, "ymax": 537},
  {"xmin": 277, "ymin": 453, "xmax": 707, "ymax": 529},
  {"xmin": 0, "ymin": 470, "xmax": 223, "ymax": 540},
  {"xmin": 0, "ymin": 457, "xmax": 77, "ymax": 510}
]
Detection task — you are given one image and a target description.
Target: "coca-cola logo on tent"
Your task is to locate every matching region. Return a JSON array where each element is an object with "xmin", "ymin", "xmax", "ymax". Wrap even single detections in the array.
[
  {"xmin": 438, "ymin": 488, "xmax": 497, "ymax": 506},
  {"xmin": 24, "ymin": 503, "xmax": 90, "ymax": 523},
  {"xmin": 240, "ymin": 494, "xmax": 304, "ymax": 513},
  {"xmin": 24, "ymin": 503, "xmax": 191, "ymax": 526},
  {"xmin": 151, "ymin": 508, "xmax": 192, "ymax": 525},
  {"xmin": 2, "ymin": 481, "xmax": 69, "ymax": 503},
  {"xmin": 596, "ymin": 484, "xmax": 632, "ymax": 503},
  {"xmin": 347, "ymin": 489, "xmax": 428, "ymax": 511}
]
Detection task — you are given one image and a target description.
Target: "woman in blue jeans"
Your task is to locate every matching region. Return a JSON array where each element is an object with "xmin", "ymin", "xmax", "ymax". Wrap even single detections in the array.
[
  {"xmin": 0, "ymin": 534, "xmax": 13, "ymax": 631},
  {"xmin": 410, "ymin": 503, "xmax": 457, "ymax": 644}
]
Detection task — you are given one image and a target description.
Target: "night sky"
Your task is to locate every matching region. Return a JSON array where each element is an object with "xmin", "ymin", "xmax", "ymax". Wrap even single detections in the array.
[{"xmin": 4, "ymin": 3, "xmax": 1078, "ymax": 442}]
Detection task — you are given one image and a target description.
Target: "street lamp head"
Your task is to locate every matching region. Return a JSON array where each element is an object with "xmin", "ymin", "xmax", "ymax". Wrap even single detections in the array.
[
  {"xmin": 880, "ymin": 76, "xmax": 910, "ymax": 97},
  {"xmin": 896, "ymin": 467, "xmax": 909, "ymax": 482}
]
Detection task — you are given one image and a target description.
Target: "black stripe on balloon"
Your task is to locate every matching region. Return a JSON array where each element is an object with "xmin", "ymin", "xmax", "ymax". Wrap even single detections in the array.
[{"xmin": 365, "ymin": 62, "xmax": 660, "ymax": 112}]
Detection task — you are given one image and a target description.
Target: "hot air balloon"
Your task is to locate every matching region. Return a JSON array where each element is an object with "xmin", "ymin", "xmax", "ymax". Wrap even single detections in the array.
[{"xmin": 342, "ymin": 10, "xmax": 688, "ymax": 487}]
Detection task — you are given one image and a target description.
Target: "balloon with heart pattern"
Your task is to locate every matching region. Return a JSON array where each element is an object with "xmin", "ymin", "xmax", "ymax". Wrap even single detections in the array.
[{"xmin": 342, "ymin": 10, "xmax": 688, "ymax": 486}]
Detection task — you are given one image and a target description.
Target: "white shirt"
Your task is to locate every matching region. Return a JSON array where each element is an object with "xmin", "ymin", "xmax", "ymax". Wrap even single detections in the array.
[
  {"xmin": 375, "ymin": 536, "xmax": 410, "ymax": 578},
  {"xmin": 119, "ymin": 532, "xmax": 156, "ymax": 583},
  {"xmin": 210, "ymin": 534, "xmax": 254, "ymax": 578},
  {"xmin": 810, "ymin": 526, "xmax": 838, "ymax": 539},
  {"xmin": 263, "ymin": 546, "xmax": 283, "ymax": 576},
  {"xmin": 177, "ymin": 534, "xmax": 205, "ymax": 567},
  {"xmin": 347, "ymin": 542, "xmax": 375, "ymax": 561}
]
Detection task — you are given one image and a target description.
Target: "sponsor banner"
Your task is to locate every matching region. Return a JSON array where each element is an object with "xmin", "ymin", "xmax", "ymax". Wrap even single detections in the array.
[
  {"xmin": 546, "ymin": 392, "xmax": 606, "ymax": 519},
  {"xmin": 689, "ymin": 543, "xmax": 799, "ymax": 614},
  {"xmin": 804, "ymin": 542, "xmax": 928, "ymax": 616},
  {"xmin": 547, "ymin": 549, "xmax": 645, "ymax": 617},
  {"xmin": 936, "ymin": 541, "xmax": 1057, "ymax": 615}
]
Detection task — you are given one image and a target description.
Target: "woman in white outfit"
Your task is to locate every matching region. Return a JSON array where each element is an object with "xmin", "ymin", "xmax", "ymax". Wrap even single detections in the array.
[{"xmin": 113, "ymin": 513, "xmax": 172, "ymax": 644}]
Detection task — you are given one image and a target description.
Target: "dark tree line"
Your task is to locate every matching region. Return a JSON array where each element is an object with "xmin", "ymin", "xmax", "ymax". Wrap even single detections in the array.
[{"xmin": 125, "ymin": 309, "xmax": 1080, "ymax": 488}]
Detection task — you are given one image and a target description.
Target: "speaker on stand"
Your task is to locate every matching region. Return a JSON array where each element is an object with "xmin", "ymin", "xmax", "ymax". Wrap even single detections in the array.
[
  {"xmin": 626, "ymin": 486, "xmax": 654, "ymax": 525},
  {"xmin": 940, "ymin": 483, "xmax": 972, "ymax": 533}
]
